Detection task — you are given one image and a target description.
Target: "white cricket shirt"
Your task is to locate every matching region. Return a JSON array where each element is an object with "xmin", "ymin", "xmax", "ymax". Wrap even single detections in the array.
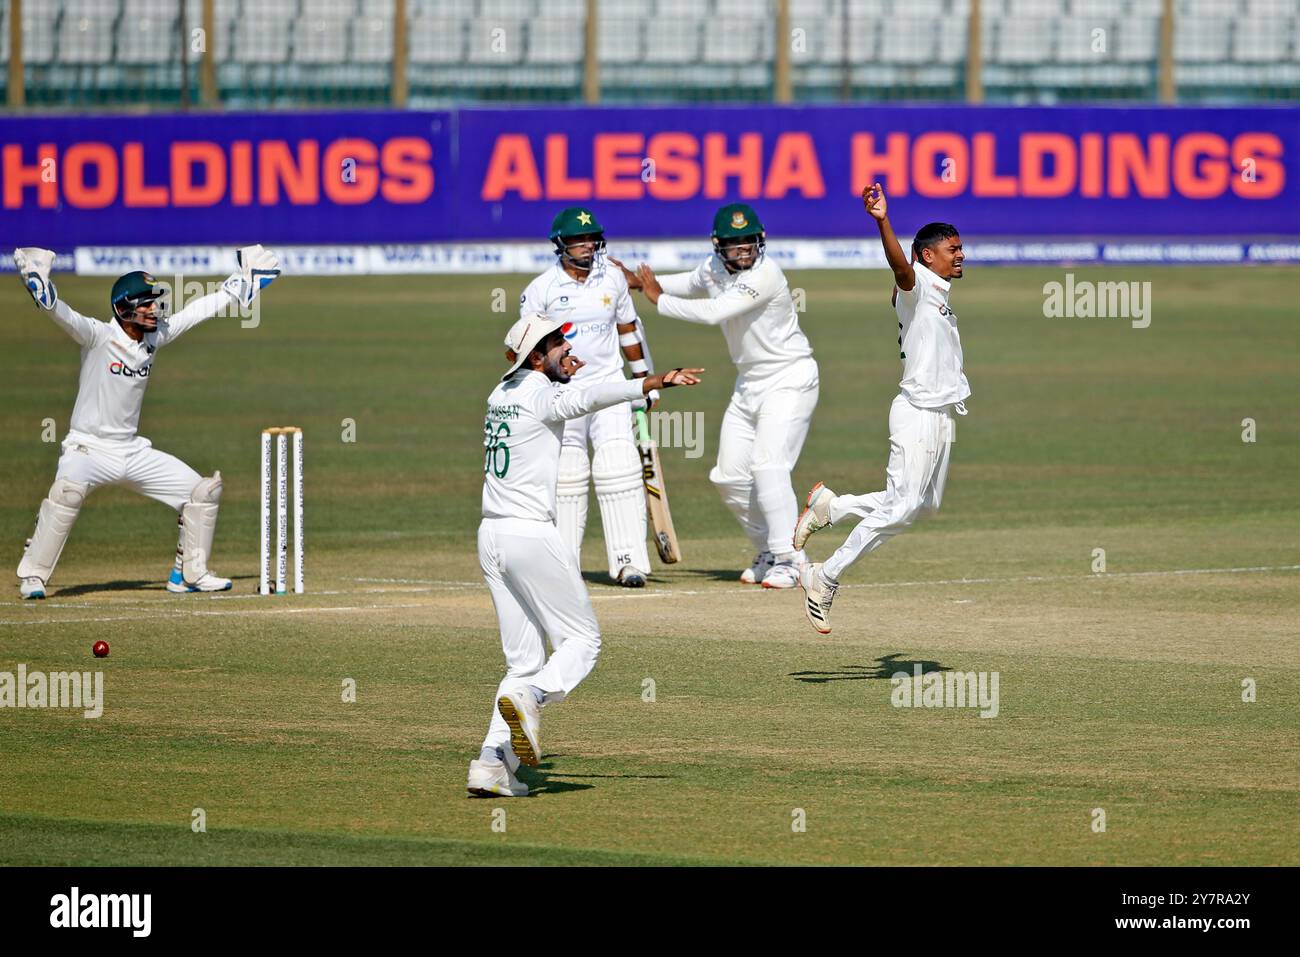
[
  {"xmin": 519, "ymin": 257, "xmax": 637, "ymax": 384},
  {"xmin": 49, "ymin": 291, "xmax": 234, "ymax": 442},
  {"xmin": 655, "ymin": 254, "xmax": 813, "ymax": 380},
  {"xmin": 895, "ymin": 261, "xmax": 971, "ymax": 409},
  {"xmin": 482, "ymin": 370, "xmax": 645, "ymax": 523}
]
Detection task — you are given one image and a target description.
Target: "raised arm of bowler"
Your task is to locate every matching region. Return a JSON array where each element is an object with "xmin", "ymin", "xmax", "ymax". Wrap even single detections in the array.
[
  {"xmin": 793, "ymin": 184, "xmax": 971, "ymax": 635},
  {"xmin": 622, "ymin": 203, "xmax": 819, "ymax": 591},
  {"xmin": 469, "ymin": 313, "xmax": 703, "ymax": 798},
  {"xmin": 11, "ymin": 245, "xmax": 280, "ymax": 599}
]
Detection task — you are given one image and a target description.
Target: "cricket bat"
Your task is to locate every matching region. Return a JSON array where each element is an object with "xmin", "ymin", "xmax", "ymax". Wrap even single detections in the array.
[{"xmin": 634, "ymin": 409, "xmax": 682, "ymax": 564}]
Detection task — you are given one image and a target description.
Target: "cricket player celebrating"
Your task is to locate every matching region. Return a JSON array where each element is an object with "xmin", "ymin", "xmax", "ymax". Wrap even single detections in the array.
[
  {"xmin": 619, "ymin": 203, "xmax": 819, "ymax": 589},
  {"xmin": 793, "ymin": 185, "xmax": 970, "ymax": 634},
  {"xmin": 521, "ymin": 207, "xmax": 657, "ymax": 588},
  {"xmin": 12, "ymin": 246, "xmax": 280, "ymax": 599},
  {"xmin": 470, "ymin": 313, "xmax": 702, "ymax": 797}
]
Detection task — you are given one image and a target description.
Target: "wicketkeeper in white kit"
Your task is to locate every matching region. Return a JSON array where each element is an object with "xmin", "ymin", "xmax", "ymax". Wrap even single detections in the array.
[
  {"xmin": 618, "ymin": 203, "xmax": 819, "ymax": 589},
  {"xmin": 12, "ymin": 246, "xmax": 280, "ymax": 599},
  {"xmin": 520, "ymin": 206, "xmax": 658, "ymax": 588},
  {"xmin": 794, "ymin": 185, "xmax": 971, "ymax": 634},
  {"xmin": 469, "ymin": 313, "xmax": 703, "ymax": 798}
]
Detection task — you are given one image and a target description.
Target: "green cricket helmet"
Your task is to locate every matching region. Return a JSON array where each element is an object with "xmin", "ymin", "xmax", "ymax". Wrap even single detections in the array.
[
  {"xmin": 549, "ymin": 206, "xmax": 606, "ymax": 270},
  {"xmin": 111, "ymin": 270, "xmax": 167, "ymax": 323},
  {"xmin": 711, "ymin": 203, "xmax": 766, "ymax": 271}
]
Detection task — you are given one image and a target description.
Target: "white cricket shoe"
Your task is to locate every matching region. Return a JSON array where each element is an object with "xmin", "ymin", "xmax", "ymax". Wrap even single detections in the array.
[
  {"xmin": 799, "ymin": 562, "xmax": 838, "ymax": 635},
  {"xmin": 740, "ymin": 550, "xmax": 775, "ymax": 585},
  {"xmin": 20, "ymin": 576, "xmax": 46, "ymax": 600},
  {"xmin": 793, "ymin": 482, "xmax": 836, "ymax": 551},
  {"xmin": 166, "ymin": 569, "xmax": 233, "ymax": 593},
  {"xmin": 761, "ymin": 553, "xmax": 807, "ymax": 590},
  {"xmin": 466, "ymin": 758, "xmax": 529, "ymax": 798},
  {"xmin": 497, "ymin": 687, "xmax": 543, "ymax": 767}
]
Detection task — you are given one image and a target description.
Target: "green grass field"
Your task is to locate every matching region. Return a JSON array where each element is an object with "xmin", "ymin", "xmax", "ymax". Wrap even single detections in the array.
[{"xmin": 1, "ymin": 266, "xmax": 1296, "ymax": 866}]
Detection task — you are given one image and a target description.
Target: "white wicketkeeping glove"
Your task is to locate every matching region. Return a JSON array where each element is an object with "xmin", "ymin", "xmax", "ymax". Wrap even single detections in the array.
[
  {"xmin": 221, "ymin": 244, "xmax": 281, "ymax": 308},
  {"xmin": 13, "ymin": 247, "xmax": 58, "ymax": 310}
]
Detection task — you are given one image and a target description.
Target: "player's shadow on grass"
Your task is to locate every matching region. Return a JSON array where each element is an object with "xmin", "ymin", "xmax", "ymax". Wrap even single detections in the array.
[
  {"xmin": 54, "ymin": 580, "xmax": 159, "ymax": 597},
  {"xmin": 520, "ymin": 759, "xmax": 671, "ymax": 795},
  {"xmin": 55, "ymin": 574, "xmax": 259, "ymax": 597},
  {"xmin": 518, "ymin": 759, "xmax": 595, "ymax": 796},
  {"xmin": 682, "ymin": 568, "xmax": 767, "ymax": 584},
  {"xmin": 789, "ymin": 653, "xmax": 948, "ymax": 684}
]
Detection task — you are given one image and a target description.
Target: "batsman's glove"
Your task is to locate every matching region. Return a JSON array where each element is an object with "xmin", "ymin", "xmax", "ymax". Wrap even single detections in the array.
[
  {"xmin": 221, "ymin": 244, "xmax": 281, "ymax": 308},
  {"xmin": 632, "ymin": 388, "xmax": 661, "ymax": 413},
  {"xmin": 13, "ymin": 247, "xmax": 58, "ymax": 310}
]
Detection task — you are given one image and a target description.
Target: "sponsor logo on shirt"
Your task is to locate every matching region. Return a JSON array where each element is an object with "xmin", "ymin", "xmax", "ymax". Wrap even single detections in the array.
[
  {"xmin": 565, "ymin": 320, "xmax": 609, "ymax": 337},
  {"xmin": 108, "ymin": 360, "xmax": 151, "ymax": 378}
]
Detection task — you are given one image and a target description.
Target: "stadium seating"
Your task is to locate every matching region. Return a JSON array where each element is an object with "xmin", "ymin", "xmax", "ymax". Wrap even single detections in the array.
[{"xmin": 4, "ymin": 0, "xmax": 1297, "ymax": 107}]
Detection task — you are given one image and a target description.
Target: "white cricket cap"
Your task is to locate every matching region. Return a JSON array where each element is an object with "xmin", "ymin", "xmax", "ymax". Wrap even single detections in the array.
[{"xmin": 502, "ymin": 312, "xmax": 571, "ymax": 381}]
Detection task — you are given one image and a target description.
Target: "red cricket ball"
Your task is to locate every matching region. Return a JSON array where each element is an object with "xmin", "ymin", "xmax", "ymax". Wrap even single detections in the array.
[{"xmin": 92, "ymin": 640, "xmax": 110, "ymax": 658}]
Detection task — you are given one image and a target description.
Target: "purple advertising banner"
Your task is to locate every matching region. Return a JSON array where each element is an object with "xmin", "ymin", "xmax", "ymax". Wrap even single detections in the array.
[
  {"xmin": 2, "ymin": 105, "xmax": 1296, "ymax": 248},
  {"xmin": 0, "ymin": 111, "xmax": 452, "ymax": 247}
]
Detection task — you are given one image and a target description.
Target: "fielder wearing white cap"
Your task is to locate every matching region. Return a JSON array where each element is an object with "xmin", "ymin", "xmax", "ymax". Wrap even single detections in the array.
[
  {"xmin": 521, "ymin": 206, "xmax": 658, "ymax": 588},
  {"xmin": 620, "ymin": 203, "xmax": 819, "ymax": 591},
  {"xmin": 793, "ymin": 185, "xmax": 971, "ymax": 635},
  {"xmin": 469, "ymin": 313, "xmax": 704, "ymax": 798},
  {"xmin": 10, "ymin": 245, "xmax": 280, "ymax": 599}
]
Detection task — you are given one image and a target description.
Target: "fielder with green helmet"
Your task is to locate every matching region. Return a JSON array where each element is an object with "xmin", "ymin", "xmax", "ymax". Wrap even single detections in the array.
[
  {"xmin": 619, "ymin": 203, "xmax": 820, "ymax": 589},
  {"xmin": 518, "ymin": 207, "xmax": 659, "ymax": 588},
  {"xmin": 11, "ymin": 245, "xmax": 280, "ymax": 599}
]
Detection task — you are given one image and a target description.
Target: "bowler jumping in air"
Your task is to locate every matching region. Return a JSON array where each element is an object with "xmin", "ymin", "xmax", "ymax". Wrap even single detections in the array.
[
  {"xmin": 470, "ymin": 314, "xmax": 702, "ymax": 798},
  {"xmin": 12, "ymin": 246, "xmax": 280, "ymax": 599},
  {"xmin": 618, "ymin": 203, "xmax": 820, "ymax": 590},
  {"xmin": 794, "ymin": 185, "xmax": 971, "ymax": 634}
]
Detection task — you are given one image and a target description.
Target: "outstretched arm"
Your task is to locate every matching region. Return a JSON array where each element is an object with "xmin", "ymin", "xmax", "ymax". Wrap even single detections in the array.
[
  {"xmin": 542, "ymin": 367, "xmax": 704, "ymax": 423},
  {"xmin": 158, "ymin": 244, "xmax": 281, "ymax": 347},
  {"xmin": 13, "ymin": 247, "xmax": 106, "ymax": 347},
  {"xmin": 864, "ymin": 184, "xmax": 915, "ymax": 293},
  {"xmin": 157, "ymin": 290, "xmax": 237, "ymax": 345},
  {"xmin": 638, "ymin": 263, "xmax": 773, "ymax": 326},
  {"xmin": 611, "ymin": 256, "xmax": 704, "ymax": 298}
]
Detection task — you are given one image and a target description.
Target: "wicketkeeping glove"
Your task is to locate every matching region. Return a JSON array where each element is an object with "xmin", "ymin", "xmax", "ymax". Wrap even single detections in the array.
[
  {"xmin": 221, "ymin": 244, "xmax": 281, "ymax": 309},
  {"xmin": 13, "ymin": 247, "xmax": 58, "ymax": 310}
]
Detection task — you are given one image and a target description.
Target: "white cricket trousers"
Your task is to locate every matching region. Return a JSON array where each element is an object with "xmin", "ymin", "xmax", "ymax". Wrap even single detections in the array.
[
  {"xmin": 710, "ymin": 357, "xmax": 819, "ymax": 556},
  {"xmin": 477, "ymin": 516, "xmax": 602, "ymax": 754},
  {"xmin": 55, "ymin": 433, "xmax": 202, "ymax": 512},
  {"xmin": 823, "ymin": 394, "xmax": 959, "ymax": 582}
]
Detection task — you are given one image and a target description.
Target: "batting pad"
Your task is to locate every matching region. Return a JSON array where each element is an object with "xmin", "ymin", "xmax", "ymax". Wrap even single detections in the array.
[
  {"xmin": 180, "ymin": 472, "xmax": 223, "ymax": 584},
  {"xmin": 17, "ymin": 479, "xmax": 87, "ymax": 582},
  {"xmin": 593, "ymin": 438, "xmax": 649, "ymax": 578},
  {"xmin": 555, "ymin": 445, "xmax": 590, "ymax": 563}
]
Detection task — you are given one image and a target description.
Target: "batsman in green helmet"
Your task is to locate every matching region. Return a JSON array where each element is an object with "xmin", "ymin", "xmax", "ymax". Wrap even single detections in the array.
[
  {"xmin": 10, "ymin": 244, "xmax": 280, "ymax": 600},
  {"xmin": 520, "ymin": 208, "xmax": 659, "ymax": 588},
  {"xmin": 618, "ymin": 202, "xmax": 821, "ymax": 591}
]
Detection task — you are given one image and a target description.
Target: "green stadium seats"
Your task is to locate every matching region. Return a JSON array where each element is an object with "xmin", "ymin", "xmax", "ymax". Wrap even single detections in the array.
[
  {"xmin": 526, "ymin": 19, "xmax": 585, "ymax": 65},
  {"xmin": 294, "ymin": 17, "xmax": 350, "ymax": 63},
  {"xmin": 5, "ymin": 0, "xmax": 1296, "ymax": 107}
]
